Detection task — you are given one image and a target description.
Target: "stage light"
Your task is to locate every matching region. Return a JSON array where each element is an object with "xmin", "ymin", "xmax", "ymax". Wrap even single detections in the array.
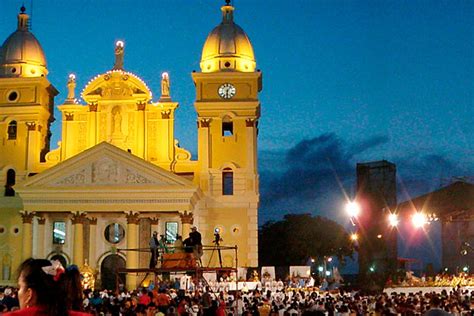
[
  {"xmin": 388, "ymin": 213, "xmax": 399, "ymax": 227},
  {"xmin": 463, "ymin": 266, "xmax": 469, "ymax": 272},
  {"xmin": 412, "ymin": 212, "xmax": 427, "ymax": 228},
  {"xmin": 350, "ymin": 233, "xmax": 358, "ymax": 241},
  {"xmin": 327, "ymin": 257, "xmax": 333, "ymax": 263},
  {"xmin": 325, "ymin": 271, "xmax": 331, "ymax": 276},
  {"xmin": 369, "ymin": 266, "xmax": 375, "ymax": 272},
  {"xmin": 345, "ymin": 201, "xmax": 361, "ymax": 218},
  {"xmin": 377, "ymin": 234, "xmax": 382, "ymax": 239},
  {"xmin": 318, "ymin": 266, "xmax": 323, "ymax": 272}
]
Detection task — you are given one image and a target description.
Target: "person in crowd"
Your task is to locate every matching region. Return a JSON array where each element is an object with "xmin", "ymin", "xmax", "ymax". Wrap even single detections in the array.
[
  {"xmin": 189, "ymin": 226, "xmax": 203, "ymax": 263},
  {"xmin": 2, "ymin": 288, "xmax": 18, "ymax": 311},
  {"xmin": 423, "ymin": 295, "xmax": 451, "ymax": 316},
  {"xmin": 149, "ymin": 231, "xmax": 160, "ymax": 269},
  {"xmin": 174, "ymin": 235, "xmax": 184, "ymax": 253},
  {"xmin": 3, "ymin": 258, "xmax": 90, "ymax": 316}
]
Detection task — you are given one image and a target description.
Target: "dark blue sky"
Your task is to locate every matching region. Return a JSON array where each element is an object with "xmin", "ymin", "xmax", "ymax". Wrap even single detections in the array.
[{"xmin": 1, "ymin": 0, "xmax": 473, "ymax": 270}]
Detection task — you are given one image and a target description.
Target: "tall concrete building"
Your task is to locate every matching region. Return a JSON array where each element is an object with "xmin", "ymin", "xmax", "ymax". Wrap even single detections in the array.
[{"xmin": 356, "ymin": 160, "xmax": 397, "ymax": 277}]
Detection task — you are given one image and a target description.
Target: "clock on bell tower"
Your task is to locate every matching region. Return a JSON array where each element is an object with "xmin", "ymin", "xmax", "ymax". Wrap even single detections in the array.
[{"xmin": 192, "ymin": 1, "xmax": 262, "ymax": 267}]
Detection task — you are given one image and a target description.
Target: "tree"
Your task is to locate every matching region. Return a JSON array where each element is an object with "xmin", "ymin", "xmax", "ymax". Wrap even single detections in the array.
[{"xmin": 259, "ymin": 213, "xmax": 354, "ymax": 266}]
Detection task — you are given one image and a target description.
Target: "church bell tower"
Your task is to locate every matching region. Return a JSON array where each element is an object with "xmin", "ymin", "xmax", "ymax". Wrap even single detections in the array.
[
  {"xmin": 0, "ymin": 6, "xmax": 58, "ymax": 177},
  {"xmin": 192, "ymin": 1, "xmax": 262, "ymax": 267}
]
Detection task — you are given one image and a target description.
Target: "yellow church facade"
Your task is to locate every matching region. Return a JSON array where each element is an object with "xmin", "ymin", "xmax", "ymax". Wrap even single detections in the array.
[{"xmin": 0, "ymin": 3, "xmax": 262, "ymax": 289}]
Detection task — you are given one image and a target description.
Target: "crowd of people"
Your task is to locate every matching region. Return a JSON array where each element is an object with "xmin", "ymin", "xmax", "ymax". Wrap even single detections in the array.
[
  {"xmin": 2, "ymin": 258, "xmax": 474, "ymax": 315},
  {"xmin": 388, "ymin": 271, "xmax": 474, "ymax": 288}
]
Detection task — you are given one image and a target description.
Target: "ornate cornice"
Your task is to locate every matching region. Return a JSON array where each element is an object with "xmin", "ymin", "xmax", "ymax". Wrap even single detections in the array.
[
  {"xmin": 246, "ymin": 118, "xmax": 257, "ymax": 127},
  {"xmin": 150, "ymin": 217, "xmax": 159, "ymax": 225},
  {"xmin": 137, "ymin": 101, "xmax": 146, "ymax": 111},
  {"xmin": 200, "ymin": 118, "xmax": 212, "ymax": 128},
  {"xmin": 24, "ymin": 198, "xmax": 190, "ymax": 204},
  {"xmin": 180, "ymin": 211, "xmax": 194, "ymax": 225},
  {"xmin": 125, "ymin": 211, "xmax": 140, "ymax": 224},
  {"xmin": 161, "ymin": 109, "xmax": 171, "ymax": 119},
  {"xmin": 65, "ymin": 112, "xmax": 74, "ymax": 121},
  {"xmin": 71, "ymin": 212, "xmax": 88, "ymax": 225},
  {"xmin": 20, "ymin": 211, "xmax": 36, "ymax": 224},
  {"xmin": 88, "ymin": 102, "xmax": 98, "ymax": 112},
  {"xmin": 26, "ymin": 122, "xmax": 36, "ymax": 131}
]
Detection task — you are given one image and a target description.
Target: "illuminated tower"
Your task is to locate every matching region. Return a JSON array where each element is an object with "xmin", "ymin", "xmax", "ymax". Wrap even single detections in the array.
[
  {"xmin": 192, "ymin": 1, "xmax": 262, "ymax": 267},
  {"xmin": 0, "ymin": 6, "xmax": 58, "ymax": 180}
]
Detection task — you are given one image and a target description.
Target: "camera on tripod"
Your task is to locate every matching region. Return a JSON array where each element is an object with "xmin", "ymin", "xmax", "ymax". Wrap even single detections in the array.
[{"xmin": 213, "ymin": 228, "xmax": 223, "ymax": 245}]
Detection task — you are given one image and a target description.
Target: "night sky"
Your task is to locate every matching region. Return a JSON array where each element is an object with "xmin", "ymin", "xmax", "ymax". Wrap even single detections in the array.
[{"xmin": 1, "ymin": 0, "xmax": 473, "ymax": 271}]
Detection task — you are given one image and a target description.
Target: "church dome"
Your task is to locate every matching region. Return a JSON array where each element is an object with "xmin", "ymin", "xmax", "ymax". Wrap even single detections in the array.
[
  {"xmin": 0, "ymin": 7, "xmax": 48, "ymax": 78},
  {"xmin": 200, "ymin": 2, "xmax": 256, "ymax": 73}
]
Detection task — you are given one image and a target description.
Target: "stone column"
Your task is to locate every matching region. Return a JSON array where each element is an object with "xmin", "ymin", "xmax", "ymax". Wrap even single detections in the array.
[
  {"xmin": 36, "ymin": 217, "xmax": 46, "ymax": 258},
  {"xmin": 125, "ymin": 212, "xmax": 140, "ymax": 289},
  {"xmin": 21, "ymin": 211, "xmax": 35, "ymax": 260},
  {"xmin": 180, "ymin": 211, "xmax": 193, "ymax": 239},
  {"xmin": 88, "ymin": 217, "xmax": 97, "ymax": 269},
  {"xmin": 198, "ymin": 118, "xmax": 212, "ymax": 192},
  {"xmin": 88, "ymin": 102, "xmax": 98, "ymax": 148},
  {"xmin": 25, "ymin": 122, "xmax": 38, "ymax": 170},
  {"xmin": 71, "ymin": 212, "xmax": 87, "ymax": 266},
  {"xmin": 63, "ymin": 113, "xmax": 74, "ymax": 159},
  {"xmin": 198, "ymin": 119, "xmax": 211, "ymax": 170},
  {"xmin": 245, "ymin": 118, "xmax": 258, "ymax": 171}
]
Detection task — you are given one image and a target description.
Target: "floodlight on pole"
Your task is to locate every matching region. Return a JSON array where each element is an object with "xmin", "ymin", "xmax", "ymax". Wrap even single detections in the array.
[
  {"xmin": 388, "ymin": 213, "xmax": 399, "ymax": 227},
  {"xmin": 412, "ymin": 212, "xmax": 427, "ymax": 228},
  {"xmin": 350, "ymin": 233, "xmax": 358, "ymax": 241},
  {"xmin": 345, "ymin": 201, "xmax": 361, "ymax": 218}
]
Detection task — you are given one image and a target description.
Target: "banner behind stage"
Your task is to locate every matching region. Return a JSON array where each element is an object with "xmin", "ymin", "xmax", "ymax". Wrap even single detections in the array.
[
  {"xmin": 238, "ymin": 267, "xmax": 248, "ymax": 280},
  {"xmin": 290, "ymin": 266, "xmax": 311, "ymax": 278},
  {"xmin": 261, "ymin": 266, "xmax": 275, "ymax": 279}
]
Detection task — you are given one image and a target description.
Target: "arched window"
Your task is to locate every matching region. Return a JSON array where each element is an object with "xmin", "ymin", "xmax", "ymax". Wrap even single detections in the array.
[
  {"xmin": 7, "ymin": 121, "xmax": 17, "ymax": 140},
  {"xmin": 222, "ymin": 116, "xmax": 233, "ymax": 137},
  {"xmin": 222, "ymin": 168, "xmax": 234, "ymax": 195},
  {"xmin": 4, "ymin": 169, "xmax": 15, "ymax": 197}
]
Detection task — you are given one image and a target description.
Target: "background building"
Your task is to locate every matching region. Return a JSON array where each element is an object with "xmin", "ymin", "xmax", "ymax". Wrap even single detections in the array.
[
  {"xmin": 0, "ymin": 3, "xmax": 262, "ymax": 289},
  {"xmin": 396, "ymin": 181, "xmax": 474, "ymax": 274},
  {"xmin": 356, "ymin": 160, "xmax": 397, "ymax": 278}
]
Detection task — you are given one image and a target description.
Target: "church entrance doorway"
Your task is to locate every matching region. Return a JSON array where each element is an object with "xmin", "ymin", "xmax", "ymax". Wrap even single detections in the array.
[{"xmin": 100, "ymin": 254, "xmax": 126, "ymax": 290}]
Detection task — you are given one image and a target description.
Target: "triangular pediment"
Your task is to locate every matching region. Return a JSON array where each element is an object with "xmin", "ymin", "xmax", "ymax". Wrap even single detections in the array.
[{"xmin": 21, "ymin": 142, "xmax": 194, "ymax": 189}]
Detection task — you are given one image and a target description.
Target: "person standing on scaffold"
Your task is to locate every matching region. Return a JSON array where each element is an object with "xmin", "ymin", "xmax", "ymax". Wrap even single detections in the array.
[
  {"xmin": 189, "ymin": 226, "xmax": 203, "ymax": 266},
  {"xmin": 149, "ymin": 231, "xmax": 160, "ymax": 268}
]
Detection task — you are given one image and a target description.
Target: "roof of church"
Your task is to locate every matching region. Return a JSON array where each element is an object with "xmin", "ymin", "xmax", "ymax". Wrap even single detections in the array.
[
  {"xmin": 0, "ymin": 7, "xmax": 47, "ymax": 77},
  {"xmin": 200, "ymin": 2, "xmax": 256, "ymax": 73}
]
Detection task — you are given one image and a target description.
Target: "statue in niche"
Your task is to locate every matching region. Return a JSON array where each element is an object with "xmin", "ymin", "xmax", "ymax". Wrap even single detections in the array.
[
  {"xmin": 161, "ymin": 72, "xmax": 170, "ymax": 98},
  {"xmin": 113, "ymin": 41, "xmax": 124, "ymax": 70},
  {"xmin": 66, "ymin": 74, "xmax": 76, "ymax": 102},
  {"xmin": 111, "ymin": 107, "xmax": 122, "ymax": 135}
]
